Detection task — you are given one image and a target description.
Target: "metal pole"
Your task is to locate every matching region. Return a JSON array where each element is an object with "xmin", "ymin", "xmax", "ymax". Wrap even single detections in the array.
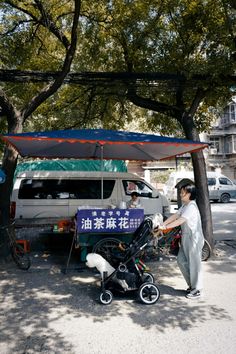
[{"xmin": 101, "ymin": 144, "xmax": 104, "ymax": 205}]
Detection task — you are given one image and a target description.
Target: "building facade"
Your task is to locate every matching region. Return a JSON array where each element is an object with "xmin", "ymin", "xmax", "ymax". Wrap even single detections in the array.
[{"xmin": 207, "ymin": 100, "xmax": 236, "ymax": 180}]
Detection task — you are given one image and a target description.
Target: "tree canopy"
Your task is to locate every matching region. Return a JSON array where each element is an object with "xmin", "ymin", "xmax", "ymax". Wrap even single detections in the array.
[
  {"xmin": 1, "ymin": 0, "xmax": 236, "ymax": 244},
  {"xmin": 1, "ymin": 1, "xmax": 236, "ymax": 134},
  {"xmin": 77, "ymin": 0, "xmax": 236, "ymax": 134}
]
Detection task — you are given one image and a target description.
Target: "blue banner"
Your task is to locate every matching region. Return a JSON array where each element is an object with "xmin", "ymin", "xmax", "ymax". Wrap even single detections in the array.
[{"xmin": 77, "ymin": 208, "xmax": 144, "ymax": 233}]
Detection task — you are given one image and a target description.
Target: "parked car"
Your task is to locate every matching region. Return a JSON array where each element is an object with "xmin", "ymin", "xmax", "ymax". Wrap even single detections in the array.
[{"xmin": 164, "ymin": 171, "xmax": 236, "ymax": 203}]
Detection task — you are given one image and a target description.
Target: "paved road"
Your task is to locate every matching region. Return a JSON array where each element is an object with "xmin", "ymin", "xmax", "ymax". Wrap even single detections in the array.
[
  {"xmin": 211, "ymin": 200, "xmax": 236, "ymax": 241},
  {"xmin": 171, "ymin": 200, "xmax": 236, "ymax": 242},
  {"xmin": 0, "ymin": 204, "xmax": 236, "ymax": 354}
]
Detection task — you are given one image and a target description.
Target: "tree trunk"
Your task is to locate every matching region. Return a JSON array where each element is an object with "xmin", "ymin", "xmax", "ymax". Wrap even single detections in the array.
[
  {"xmin": 0, "ymin": 0, "xmax": 80, "ymax": 263},
  {"xmin": 0, "ymin": 145, "xmax": 18, "ymax": 225},
  {"xmin": 0, "ymin": 104, "xmax": 23, "ymax": 226},
  {"xmin": 182, "ymin": 115, "xmax": 214, "ymax": 248},
  {"xmin": 126, "ymin": 88, "xmax": 213, "ymax": 246},
  {"xmin": 0, "ymin": 127, "xmax": 20, "ymax": 259}
]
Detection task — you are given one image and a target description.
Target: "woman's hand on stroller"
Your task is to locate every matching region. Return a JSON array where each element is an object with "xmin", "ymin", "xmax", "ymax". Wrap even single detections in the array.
[
  {"xmin": 158, "ymin": 225, "xmax": 167, "ymax": 231},
  {"xmin": 152, "ymin": 226, "xmax": 163, "ymax": 238},
  {"xmin": 152, "ymin": 224, "xmax": 174, "ymax": 238}
]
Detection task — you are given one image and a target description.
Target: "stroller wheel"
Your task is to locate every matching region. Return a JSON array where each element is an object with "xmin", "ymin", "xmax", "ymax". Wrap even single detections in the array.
[
  {"xmin": 138, "ymin": 283, "xmax": 160, "ymax": 305},
  {"xmin": 142, "ymin": 272, "xmax": 154, "ymax": 284},
  {"xmin": 99, "ymin": 290, "xmax": 113, "ymax": 305}
]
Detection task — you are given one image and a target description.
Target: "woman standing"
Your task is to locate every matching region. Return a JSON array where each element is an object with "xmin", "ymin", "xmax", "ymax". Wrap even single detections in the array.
[{"xmin": 159, "ymin": 184, "xmax": 204, "ymax": 299}]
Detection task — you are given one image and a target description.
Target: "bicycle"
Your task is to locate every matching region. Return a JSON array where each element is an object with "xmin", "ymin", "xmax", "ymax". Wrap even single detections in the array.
[
  {"xmin": 93, "ymin": 226, "xmax": 212, "ymax": 263},
  {"xmin": 154, "ymin": 226, "xmax": 212, "ymax": 261},
  {"xmin": 0, "ymin": 222, "xmax": 31, "ymax": 270}
]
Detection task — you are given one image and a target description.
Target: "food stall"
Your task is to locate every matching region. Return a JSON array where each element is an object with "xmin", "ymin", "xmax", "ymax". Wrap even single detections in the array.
[
  {"xmin": 1, "ymin": 128, "xmax": 208, "ymax": 263},
  {"xmin": 76, "ymin": 207, "xmax": 144, "ymax": 261}
]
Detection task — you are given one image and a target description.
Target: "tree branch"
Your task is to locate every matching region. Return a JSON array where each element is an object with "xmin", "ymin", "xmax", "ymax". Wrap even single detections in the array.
[
  {"xmin": 0, "ymin": 19, "xmax": 34, "ymax": 36},
  {"xmin": 126, "ymin": 88, "xmax": 180, "ymax": 118},
  {"xmin": 179, "ymin": 88, "xmax": 207, "ymax": 139},
  {"xmin": 0, "ymin": 89, "xmax": 22, "ymax": 131},
  {"xmin": 4, "ymin": 0, "xmax": 70, "ymax": 49},
  {"xmin": 34, "ymin": 0, "xmax": 70, "ymax": 49},
  {"xmin": 222, "ymin": 0, "xmax": 236, "ymax": 56},
  {"xmin": 4, "ymin": 0, "xmax": 39, "ymax": 23},
  {"xmin": 187, "ymin": 88, "xmax": 207, "ymax": 118},
  {"xmin": 21, "ymin": 0, "xmax": 81, "ymax": 122}
]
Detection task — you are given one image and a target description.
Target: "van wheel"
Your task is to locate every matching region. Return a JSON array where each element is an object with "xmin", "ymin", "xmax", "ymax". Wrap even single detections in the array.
[{"xmin": 220, "ymin": 193, "xmax": 230, "ymax": 203}]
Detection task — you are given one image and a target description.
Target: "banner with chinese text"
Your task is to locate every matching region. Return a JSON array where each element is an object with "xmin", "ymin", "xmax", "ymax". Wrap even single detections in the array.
[{"xmin": 77, "ymin": 208, "xmax": 144, "ymax": 233}]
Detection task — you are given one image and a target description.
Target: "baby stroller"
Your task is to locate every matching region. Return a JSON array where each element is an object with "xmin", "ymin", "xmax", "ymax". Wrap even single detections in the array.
[{"xmin": 98, "ymin": 217, "xmax": 160, "ymax": 305}]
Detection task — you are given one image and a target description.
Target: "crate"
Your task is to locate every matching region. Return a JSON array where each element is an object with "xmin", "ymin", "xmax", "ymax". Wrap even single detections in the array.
[{"xmin": 16, "ymin": 240, "xmax": 30, "ymax": 253}]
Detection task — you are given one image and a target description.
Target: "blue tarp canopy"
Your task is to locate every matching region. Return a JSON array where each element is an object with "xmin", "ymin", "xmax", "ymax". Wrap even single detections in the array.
[{"xmin": 1, "ymin": 128, "xmax": 208, "ymax": 161}]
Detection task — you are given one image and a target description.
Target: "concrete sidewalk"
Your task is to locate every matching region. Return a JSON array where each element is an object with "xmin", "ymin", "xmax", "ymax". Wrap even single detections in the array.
[{"xmin": 0, "ymin": 240, "xmax": 236, "ymax": 354}]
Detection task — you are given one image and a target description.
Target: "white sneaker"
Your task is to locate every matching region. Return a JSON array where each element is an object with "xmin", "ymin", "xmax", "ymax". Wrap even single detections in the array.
[{"xmin": 186, "ymin": 289, "xmax": 201, "ymax": 299}]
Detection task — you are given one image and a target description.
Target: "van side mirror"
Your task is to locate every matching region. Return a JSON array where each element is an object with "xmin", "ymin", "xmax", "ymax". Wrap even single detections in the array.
[{"xmin": 151, "ymin": 190, "xmax": 159, "ymax": 198}]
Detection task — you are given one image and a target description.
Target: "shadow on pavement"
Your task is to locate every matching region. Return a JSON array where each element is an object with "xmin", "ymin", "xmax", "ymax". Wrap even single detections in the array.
[
  {"xmin": 0, "ymin": 247, "xmax": 234, "ymax": 353},
  {"xmin": 208, "ymin": 240, "xmax": 236, "ymax": 273}
]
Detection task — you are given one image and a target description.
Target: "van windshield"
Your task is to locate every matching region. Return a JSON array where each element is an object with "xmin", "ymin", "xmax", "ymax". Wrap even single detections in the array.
[
  {"xmin": 122, "ymin": 180, "xmax": 153, "ymax": 197},
  {"xmin": 18, "ymin": 179, "xmax": 115, "ymax": 199}
]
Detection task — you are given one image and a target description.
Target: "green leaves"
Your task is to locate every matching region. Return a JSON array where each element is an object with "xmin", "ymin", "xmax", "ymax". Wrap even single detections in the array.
[{"xmin": 1, "ymin": 0, "xmax": 236, "ymax": 135}]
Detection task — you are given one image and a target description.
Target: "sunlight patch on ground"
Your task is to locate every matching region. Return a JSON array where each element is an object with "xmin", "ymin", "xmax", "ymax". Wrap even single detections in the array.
[{"xmin": 71, "ymin": 275, "xmax": 97, "ymax": 283}]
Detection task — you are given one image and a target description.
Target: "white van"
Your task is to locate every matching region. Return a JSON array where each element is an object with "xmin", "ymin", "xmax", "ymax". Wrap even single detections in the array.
[
  {"xmin": 164, "ymin": 171, "xmax": 236, "ymax": 203},
  {"xmin": 11, "ymin": 171, "xmax": 170, "ymax": 221}
]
